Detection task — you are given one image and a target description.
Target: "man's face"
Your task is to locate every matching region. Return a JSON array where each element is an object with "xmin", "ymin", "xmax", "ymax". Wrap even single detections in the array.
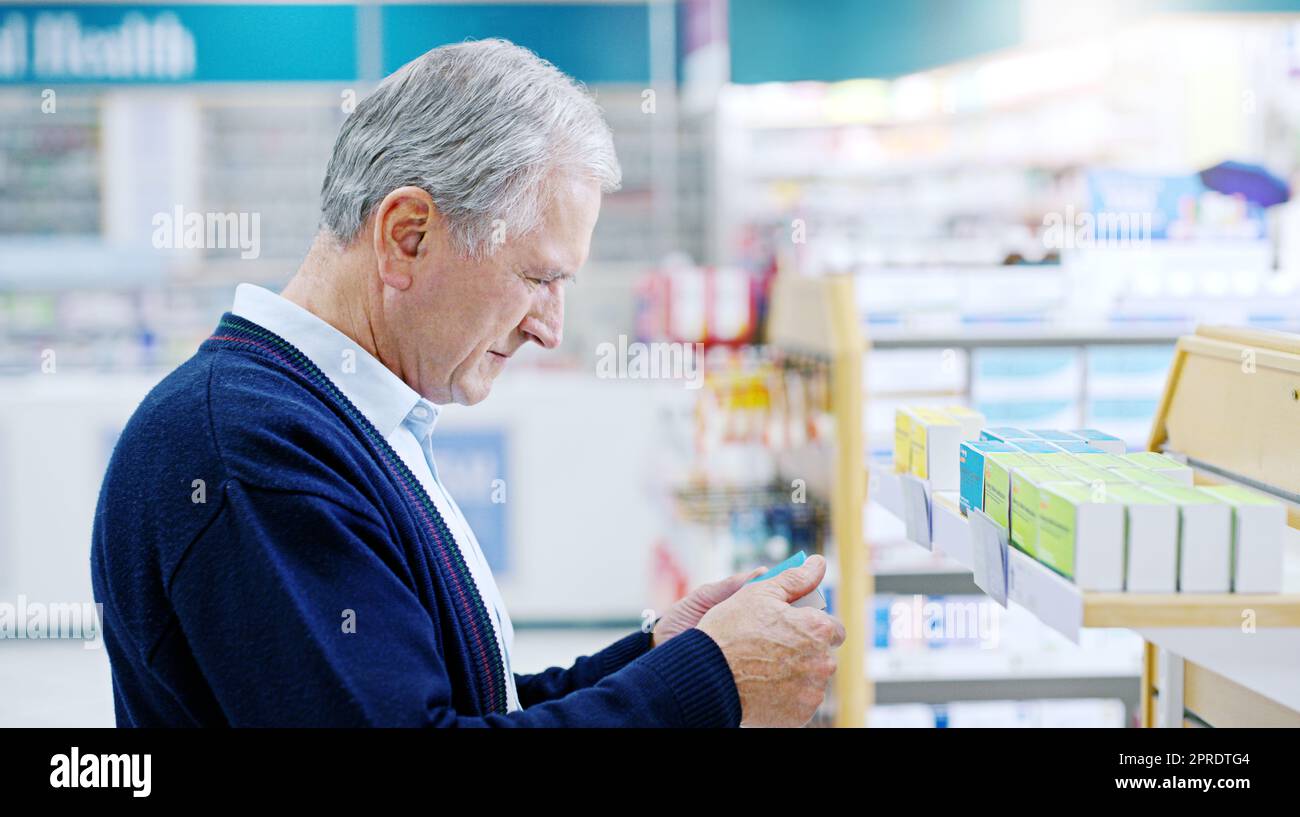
[{"xmin": 392, "ymin": 176, "xmax": 602, "ymax": 405}]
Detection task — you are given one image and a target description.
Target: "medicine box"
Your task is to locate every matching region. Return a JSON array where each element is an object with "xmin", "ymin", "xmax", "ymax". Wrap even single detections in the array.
[
  {"xmin": 1008, "ymin": 439, "xmax": 1062, "ymax": 454},
  {"xmin": 1057, "ymin": 464, "xmax": 1130, "ymax": 486},
  {"xmin": 980, "ymin": 427, "xmax": 1031, "ymax": 442},
  {"xmin": 941, "ymin": 406, "xmax": 986, "ymax": 441},
  {"xmin": 1201, "ymin": 485, "xmax": 1286, "ymax": 594},
  {"xmin": 982, "ymin": 451, "xmax": 1039, "ymax": 530},
  {"xmin": 1027, "ymin": 429, "xmax": 1082, "ymax": 442},
  {"xmin": 1009, "ymin": 466, "xmax": 1075, "ymax": 557},
  {"xmin": 1050, "ymin": 440, "xmax": 1105, "ymax": 455},
  {"xmin": 959, "ymin": 440, "xmax": 1017, "ymax": 515},
  {"xmin": 1145, "ymin": 486, "xmax": 1232, "ymax": 593},
  {"xmin": 1070, "ymin": 429, "xmax": 1127, "ymax": 455},
  {"xmin": 894, "ymin": 408, "xmax": 917, "ymax": 473},
  {"xmin": 1031, "ymin": 452, "xmax": 1089, "ymax": 468},
  {"xmin": 1036, "ymin": 482, "xmax": 1125, "ymax": 591},
  {"xmin": 1105, "ymin": 484, "xmax": 1179, "ymax": 593},
  {"xmin": 1073, "ymin": 453, "xmax": 1131, "ymax": 470},
  {"xmin": 1110, "ymin": 467, "xmax": 1178, "ymax": 488},
  {"xmin": 1120, "ymin": 452, "xmax": 1194, "ymax": 485},
  {"xmin": 910, "ymin": 409, "xmax": 962, "ymax": 490}
]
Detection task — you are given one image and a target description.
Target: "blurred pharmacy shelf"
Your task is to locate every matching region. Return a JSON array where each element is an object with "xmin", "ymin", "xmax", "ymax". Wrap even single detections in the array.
[
  {"xmin": 867, "ymin": 325, "xmax": 1300, "ymax": 728},
  {"xmin": 873, "ymin": 467, "xmax": 1300, "ymax": 722},
  {"xmin": 869, "ymin": 329, "xmax": 1181, "ymax": 349},
  {"xmin": 869, "ymin": 329, "xmax": 1300, "ymax": 729},
  {"xmin": 873, "ymin": 471, "xmax": 1300, "ymax": 640},
  {"xmin": 870, "ymin": 698, "xmax": 1128, "ymax": 729}
]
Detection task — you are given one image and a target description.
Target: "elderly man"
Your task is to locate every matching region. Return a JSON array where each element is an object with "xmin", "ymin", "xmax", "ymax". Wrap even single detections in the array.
[{"xmin": 91, "ymin": 39, "xmax": 843, "ymax": 727}]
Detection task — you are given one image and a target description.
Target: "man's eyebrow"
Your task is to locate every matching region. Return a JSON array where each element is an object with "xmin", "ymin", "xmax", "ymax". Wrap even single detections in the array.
[{"xmin": 542, "ymin": 268, "xmax": 576, "ymax": 283}]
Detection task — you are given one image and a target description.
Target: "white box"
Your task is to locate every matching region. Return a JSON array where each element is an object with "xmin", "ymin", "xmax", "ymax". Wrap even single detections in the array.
[
  {"xmin": 1202, "ymin": 485, "xmax": 1285, "ymax": 594},
  {"xmin": 1147, "ymin": 486, "xmax": 1232, "ymax": 593},
  {"xmin": 942, "ymin": 406, "xmax": 986, "ymax": 441},
  {"xmin": 1108, "ymin": 485, "xmax": 1179, "ymax": 593},
  {"xmin": 910, "ymin": 410, "xmax": 962, "ymax": 492}
]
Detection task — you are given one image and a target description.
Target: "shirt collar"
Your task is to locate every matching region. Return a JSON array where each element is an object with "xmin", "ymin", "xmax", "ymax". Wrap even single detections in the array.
[{"xmin": 231, "ymin": 283, "xmax": 431, "ymax": 439}]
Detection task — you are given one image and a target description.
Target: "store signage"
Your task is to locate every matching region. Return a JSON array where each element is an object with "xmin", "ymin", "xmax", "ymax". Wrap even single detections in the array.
[
  {"xmin": 0, "ymin": 4, "xmax": 357, "ymax": 83},
  {"xmin": 0, "ymin": 9, "xmax": 194, "ymax": 81},
  {"xmin": 0, "ymin": 3, "xmax": 649, "ymax": 85}
]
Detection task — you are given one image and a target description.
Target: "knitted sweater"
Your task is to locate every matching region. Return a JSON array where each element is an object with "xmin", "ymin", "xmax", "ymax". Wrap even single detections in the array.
[{"xmin": 90, "ymin": 313, "xmax": 741, "ymax": 727}]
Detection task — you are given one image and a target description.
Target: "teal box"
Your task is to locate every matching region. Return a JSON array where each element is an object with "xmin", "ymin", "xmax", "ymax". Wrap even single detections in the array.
[
  {"xmin": 1027, "ymin": 429, "xmax": 1082, "ymax": 442},
  {"xmin": 980, "ymin": 427, "xmax": 1031, "ymax": 442},
  {"xmin": 1070, "ymin": 428, "xmax": 1127, "ymax": 454},
  {"xmin": 960, "ymin": 441, "xmax": 1018, "ymax": 515},
  {"xmin": 1008, "ymin": 440, "xmax": 1060, "ymax": 453},
  {"xmin": 1052, "ymin": 440, "xmax": 1104, "ymax": 454}
]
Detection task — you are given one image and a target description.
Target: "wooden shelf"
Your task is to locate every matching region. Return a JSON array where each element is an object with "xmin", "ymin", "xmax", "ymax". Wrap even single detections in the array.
[{"xmin": 767, "ymin": 273, "xmax": 868, "ymax": 728}]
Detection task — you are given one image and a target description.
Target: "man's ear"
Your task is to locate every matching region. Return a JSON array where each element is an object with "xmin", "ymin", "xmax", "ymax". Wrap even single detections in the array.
[{"xmin": 371, "ymin": 186, "xmax": 437, "ymax": 291}]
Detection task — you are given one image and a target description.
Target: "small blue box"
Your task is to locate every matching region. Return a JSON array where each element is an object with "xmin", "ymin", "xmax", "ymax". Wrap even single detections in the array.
[
  {"xmin": 960, "ymin": 441, "xmax": 1017, "ymax": 514},
  {"xmin": 1069, "ymin": 428, "xmax": 1127, "ymax": 454},
  {"xmin": 980, "ymin": 427, "xmax": 1032, "ymax": 442},
  {"xmin": 1007, "ymin": 439, "xmax": 1060, "ymax": 454},
  {"xmin": 1027, "ymin": 429, "xmax": 1083, "ymax": 442},
  {"xmin": 748, "ymin": 550, "xmax": 806, "ymax": 584},
  {"xmin": 1051, "ymin": 440, "xmax": 1104, "ymax": 454}
]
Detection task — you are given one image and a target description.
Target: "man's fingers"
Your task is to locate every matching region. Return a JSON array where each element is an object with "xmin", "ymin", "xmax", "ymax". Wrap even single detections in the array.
[
  {"xmin": 689, "ymin": 566, "xmax": 768, "ymax": 610},
  {"xmin": 826, "ymin": 615, "xmax": 847, "ymax": 648},
  {"xmin": 768, "ymin": 553, "xmax": 826, "ymax": 603}
]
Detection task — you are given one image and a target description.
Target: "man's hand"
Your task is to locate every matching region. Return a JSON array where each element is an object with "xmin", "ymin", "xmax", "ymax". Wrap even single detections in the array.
[
  {"xmin": 651, "ymin": 566, "xmax": 767, "ymax": 648},
  {"xmin": 695, "ymin": 554, "xmax": 845, "ymax": 727}
]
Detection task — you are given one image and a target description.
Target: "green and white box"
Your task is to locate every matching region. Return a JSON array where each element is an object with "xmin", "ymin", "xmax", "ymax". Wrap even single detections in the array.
[
  {"xmin": 1109, "ymin": 467, "xmax": 1179, "ymax": 488},
  {"xmin": 1146, "ymin": 486, "xmax": 1232, "ymax": 593},
  {"xmin": 982, "ymin": 452, "xmax": 1039, "ymax": 531},
  {"xmin": 1120, "ymin": 452, "xmax": 1194, "ymax": 485},
  {"xmin": 1201, "ymin": 485, "xmax": 1286, "ymax": 594},
  {"xmin": 1058, "ymin": 464, "xmax": 1130, "ymax": 486},
  {"xmin": 1036, "ymin": 482, "xmax": 1125, "ymax": 591},
  {"xmin": 1029, "ymin": 452, "xmax": 1085, "ymax": 469},
  {"xmin": 1075, "ymin": 453, "xmax": 1132, "ymax": 470},
  {"xmin": 1009, "ymin": 466, "xmax": 1078, "ymax": 558},
  {"xmin": 1106, "ymin": 484, "xmax": 1179, "ymax": 593}
]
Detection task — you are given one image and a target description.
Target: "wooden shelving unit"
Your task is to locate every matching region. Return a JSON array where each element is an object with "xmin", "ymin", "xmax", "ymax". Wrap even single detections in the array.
[{"xmin": 766, "ymin": 273, "xmax": 868, "ymax": 728}]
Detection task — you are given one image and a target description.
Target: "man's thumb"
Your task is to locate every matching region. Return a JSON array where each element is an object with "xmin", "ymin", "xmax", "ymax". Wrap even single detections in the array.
[{"xmin": 770, "ymin": 554, "xmax": 826, "ymax": 603}]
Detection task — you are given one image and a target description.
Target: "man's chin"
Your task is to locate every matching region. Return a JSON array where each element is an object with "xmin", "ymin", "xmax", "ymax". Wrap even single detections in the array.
[{"xmin": 450, "ymin": 378, "xmax": 494, "ymax": 406}]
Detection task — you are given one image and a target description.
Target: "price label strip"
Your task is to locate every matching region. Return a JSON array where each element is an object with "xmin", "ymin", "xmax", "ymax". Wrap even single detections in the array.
[
  {"xmin": 969, "ymin": 508, "xmax": 1009, "ymax": 607},
  {"xmin": 899, "ymin": 474, "xmax": 933, "ymax": 550}
]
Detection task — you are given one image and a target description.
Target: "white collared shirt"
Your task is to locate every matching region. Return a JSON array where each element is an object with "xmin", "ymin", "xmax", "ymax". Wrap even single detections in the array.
[{"xmin": 232, "ymin": 283, "xmax": 519, "ymax": 712}]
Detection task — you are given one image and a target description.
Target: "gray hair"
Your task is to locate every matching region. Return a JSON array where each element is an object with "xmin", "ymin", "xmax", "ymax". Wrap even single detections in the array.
[{"xmin": 319, "ymin": 38, "xmax": 621, "ymax": 257}]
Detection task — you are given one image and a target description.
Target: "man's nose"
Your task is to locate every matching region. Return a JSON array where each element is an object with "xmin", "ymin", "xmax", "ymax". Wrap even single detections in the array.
[{"xmin": 521, "ymin": 285, "xmax": 564, "ymax": 349}]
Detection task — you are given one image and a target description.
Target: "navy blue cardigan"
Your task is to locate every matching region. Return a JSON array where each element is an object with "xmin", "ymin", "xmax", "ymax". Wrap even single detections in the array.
[{"xmin": 90, "ymin": 314, "xmax": 741, "ymax": 727}]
